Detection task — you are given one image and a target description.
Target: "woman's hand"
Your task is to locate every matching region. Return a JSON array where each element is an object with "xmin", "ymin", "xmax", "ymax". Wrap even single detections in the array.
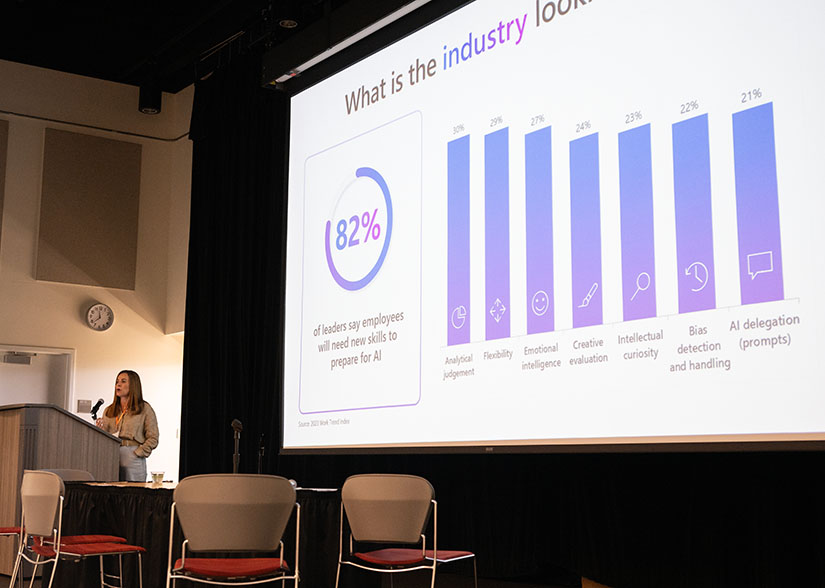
[{"xmin": 95, "ymin": 418, "xmax": 103, "ymax": 428}]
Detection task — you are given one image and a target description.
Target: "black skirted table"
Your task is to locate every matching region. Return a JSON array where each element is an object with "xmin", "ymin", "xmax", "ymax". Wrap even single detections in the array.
[{"xmin": 56, "ymin": 482, "xmax": 342, "ymax": 588}]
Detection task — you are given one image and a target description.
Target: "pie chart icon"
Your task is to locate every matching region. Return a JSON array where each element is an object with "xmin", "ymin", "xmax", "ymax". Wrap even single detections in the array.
[{"xmin": 451, "ymin": 305, "xmax": 466, "ymax": 329}]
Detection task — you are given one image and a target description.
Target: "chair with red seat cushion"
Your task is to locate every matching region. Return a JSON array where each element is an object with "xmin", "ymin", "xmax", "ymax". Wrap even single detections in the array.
[
  {"xmin": 166, "ymin": 474, "xmax": 300, "ymax": 587},
  {"xmin": 40, "ymin": 468, "xmax": 97, "ymax": 481},
  {"xmin": 39, "ymin": 468, "xmax": 129, "ymax": 547},
  {"xmin": 33, "ymin": 539, "xmax": 147, "ymax": 588},
  {"xmin": 335, "ymin": 474, "xmax": 477, "ymax": 588},
  {"xmin": 9, "ymin": 470, "xmax": 145, "ymax": 588},
  {"xmin": 49, "ymin": 534, "xmax": 127, "ymax": 545}
]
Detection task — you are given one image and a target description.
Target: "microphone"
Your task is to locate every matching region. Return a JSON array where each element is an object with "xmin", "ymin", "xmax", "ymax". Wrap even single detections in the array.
[
  {"xmin": 231, "ymin": 419, "xmax": 243, "ymax": 433},
  {"xmin": 91, "ymin": 398, "xmax": 105, "ymax": 420}
]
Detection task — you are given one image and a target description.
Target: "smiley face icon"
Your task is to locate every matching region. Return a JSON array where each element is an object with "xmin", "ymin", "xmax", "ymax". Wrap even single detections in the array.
[{"xmin": 531, "ymin": 290, "xmax": 550, "ymax": 316}]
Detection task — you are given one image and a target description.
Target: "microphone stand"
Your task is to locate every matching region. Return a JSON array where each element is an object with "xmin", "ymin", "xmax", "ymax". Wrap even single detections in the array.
[
  {"xmin": 231, "ymin": 419, "xmax": 243, "ymax": 474},
  {"xmin": 257, "ymin": 434, "xmax": 265, "ymax": 474}
]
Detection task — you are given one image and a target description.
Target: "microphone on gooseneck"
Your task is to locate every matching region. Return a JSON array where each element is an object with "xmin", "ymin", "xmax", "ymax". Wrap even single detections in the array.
[{"xmin": 91, "ymin": 398, "xmax": 105, "ymax": 420}]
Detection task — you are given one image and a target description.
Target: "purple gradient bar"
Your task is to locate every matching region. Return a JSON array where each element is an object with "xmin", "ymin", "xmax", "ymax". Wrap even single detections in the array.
[
  {"xmin": 570, "ymin": 133, "xmax": 602, "ymax": 328},
  {"xmin": 485, "ymin": 127, "xmax": 510, "ymax": 340},
  {"xmin": 447, "ymin": 135, "xmax": 470, "ymax": 345},
  {"xmin": 732, "ymin": 102, "xmax": 784, "ymax": 304},
  {"xmin": 525, "ymin": 126, "xmax": 554, "ymax": 334},
  {"xmin": 673, "ymin": 114, "xmax": 716, "ymax": 313},
  {"xmin": 619, "ymin": 123, "xmax": 656, "ymax": 321}
]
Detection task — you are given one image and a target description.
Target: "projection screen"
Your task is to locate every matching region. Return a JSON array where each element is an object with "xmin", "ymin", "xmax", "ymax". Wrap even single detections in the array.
[{"xmin": 282, "ymin": 0, "xmax": 825, "ymax": 451}]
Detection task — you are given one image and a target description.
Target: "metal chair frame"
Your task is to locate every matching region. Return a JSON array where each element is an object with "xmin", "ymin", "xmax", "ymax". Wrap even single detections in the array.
[
  {"xmin": 335, "ymin": 474, "xmax": 477, "ymax": 588},
  {"xmin": 31, "ymin": 540, "xmax": 145, "ymax": 588},
  {"xmin": 166, "ymin": 474, "xmax": 301, "ymax": 588}
]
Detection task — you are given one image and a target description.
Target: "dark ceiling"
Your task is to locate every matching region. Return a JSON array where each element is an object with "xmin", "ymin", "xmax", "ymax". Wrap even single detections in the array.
[{"xmin": 0, "ymin": 0, "xmax": 372, "ymax": 95}]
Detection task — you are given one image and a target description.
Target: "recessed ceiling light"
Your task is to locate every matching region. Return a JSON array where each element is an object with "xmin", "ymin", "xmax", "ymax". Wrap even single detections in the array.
[{"xmin": 279, "ymin": 19, "xmax": 298, "ymax": 29}]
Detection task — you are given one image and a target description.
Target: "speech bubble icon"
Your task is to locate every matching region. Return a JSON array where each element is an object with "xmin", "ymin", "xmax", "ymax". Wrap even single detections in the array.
[{"xmin": 747, "ymin": 251, "xmax": 774, "ymax": 280}]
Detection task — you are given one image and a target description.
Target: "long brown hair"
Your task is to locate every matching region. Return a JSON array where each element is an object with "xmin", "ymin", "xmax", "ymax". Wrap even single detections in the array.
[{"xmin": 103, "ymin": 370, "xmax": 145, "ymax": 417}]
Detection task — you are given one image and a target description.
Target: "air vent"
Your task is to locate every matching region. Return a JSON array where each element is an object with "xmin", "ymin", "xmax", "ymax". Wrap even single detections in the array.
[{"xmin": 3, "ymin": 352, "xmax": 35, "ymax": 365}]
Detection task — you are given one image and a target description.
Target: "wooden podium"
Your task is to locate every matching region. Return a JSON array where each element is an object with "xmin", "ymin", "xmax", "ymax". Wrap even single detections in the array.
[{"xmin": 0, "ymin": 403, "xmax": 120, "ymax": 575}]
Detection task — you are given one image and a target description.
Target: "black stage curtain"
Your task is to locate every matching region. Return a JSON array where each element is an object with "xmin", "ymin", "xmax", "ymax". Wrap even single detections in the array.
[
  {"xmin": 181, "ymin": 55, "xmax": 825, "ymax": 588},
  {"xmin": 181, "ymin": 51, "xmax": 286, "ymax": 478},
  {"xmin": 271, "ymin": 451, "xmax": 825, "ymax": 588}
]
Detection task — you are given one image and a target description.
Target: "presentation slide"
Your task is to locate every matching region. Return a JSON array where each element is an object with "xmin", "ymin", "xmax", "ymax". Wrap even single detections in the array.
[{"xmin": 282, "ymin": 0, "xmax": 825, "ymax": 450}]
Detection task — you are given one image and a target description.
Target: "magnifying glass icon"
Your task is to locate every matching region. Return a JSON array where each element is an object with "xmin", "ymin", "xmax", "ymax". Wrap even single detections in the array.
[{"xmin": 630, "ymin": 271, "xmax": 651, "ymax": 301}]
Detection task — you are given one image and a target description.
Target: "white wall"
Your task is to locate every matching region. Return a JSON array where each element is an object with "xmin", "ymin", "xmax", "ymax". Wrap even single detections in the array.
[
  {"xmin": 0, "ymin": 59, "xmax": 192, "ymax": 481},
  {"xmin": 0, "ymin": 350, "xmax": 69, "ymax": 406}
]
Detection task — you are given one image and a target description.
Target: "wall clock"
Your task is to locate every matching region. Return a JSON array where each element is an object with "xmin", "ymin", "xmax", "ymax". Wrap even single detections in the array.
[{"xmin": 86, "ymin": 302, "xmax": 114, "ymax": 331}]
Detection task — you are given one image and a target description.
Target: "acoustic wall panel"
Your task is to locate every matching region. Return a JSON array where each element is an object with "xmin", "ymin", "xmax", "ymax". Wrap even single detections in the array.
[
  {"xmin": 0, "ymin": 119, "xmax": 8, "ymax": 251},
  {"xmin": 37, "ymin": 128, "xmax": 141, "ymax": 289}
]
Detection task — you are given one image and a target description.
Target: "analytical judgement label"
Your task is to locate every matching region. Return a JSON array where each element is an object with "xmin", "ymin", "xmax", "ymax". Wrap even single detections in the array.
[{"xmin": 298, "ymin": 112, "xmax": 423, "ymax": 414}]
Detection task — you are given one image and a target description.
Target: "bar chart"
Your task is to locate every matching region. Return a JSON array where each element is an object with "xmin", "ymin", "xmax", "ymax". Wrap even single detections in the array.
[
  {"xmin": 673, "ymin": 114, "xmax": 716, "ymax": 314},
  {"xmin": 446, "ymin": 101, "xmax": 785, "ymax": 346},
  {"xmin": 570, "ymin": 132, "xmax": 602, "ymax": 329},
  {"xmin": 733, "ymin": 103, "xmax": 784, "ymax": 304},
  {"xmin": 525, "ymin": 126, "xmax": 554, "ymax": 335},
  {"xmin": 285, "ymin": 0, "xmax": 825, "ymax": 449}
]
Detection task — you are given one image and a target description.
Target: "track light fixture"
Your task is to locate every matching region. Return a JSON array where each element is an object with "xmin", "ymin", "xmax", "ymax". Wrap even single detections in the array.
[{"xmin": 138, "ymin": 83, "xmax": 162, "ymax": 115}]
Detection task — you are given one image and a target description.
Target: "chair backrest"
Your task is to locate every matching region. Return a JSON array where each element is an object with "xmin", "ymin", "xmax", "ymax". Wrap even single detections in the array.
[
  {"xmin": 173, "ymin": 474, "xmax": 296, "ymax": 552},
  {"xmin": 341, "ymin": 474, "xmax": 434, "ymax": 544},
  {"xmin": 40, "ymin": 469, "xmax": 95, "ymax": 481},
  {"xmin": 20, "ymin": 470, "xmax": 64, "ymax": 537}
]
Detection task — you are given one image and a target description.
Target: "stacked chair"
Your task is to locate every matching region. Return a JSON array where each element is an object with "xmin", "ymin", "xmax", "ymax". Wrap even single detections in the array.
[
  {"xmin": 0, "ymin": 525, "xmax": 21, "ymax": 542},
  {"xmin": 336, "ymin": 474, "xmax": 477, "ymax": 588},
  {"xmin": 166, "ymin": 473, "xmax": 301, "ymax": 587},
  {"xmin": 1, "ymin": 525, "xmax": 22, "ymax": 588},
  {"xmin": 1, "ymin": 526, "xmax": 22, "ymax": 536},
  {"xmin": 10, "ymin": 469, "xmax": 146, "ymax": 588}
]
